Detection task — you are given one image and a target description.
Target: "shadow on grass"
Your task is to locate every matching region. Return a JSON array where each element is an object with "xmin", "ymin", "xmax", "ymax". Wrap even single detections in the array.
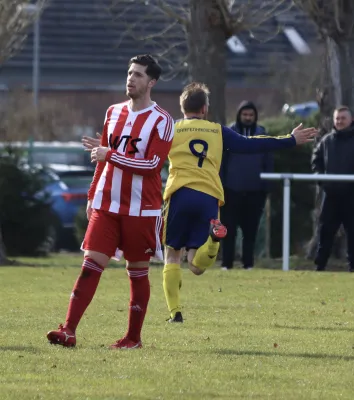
[
  {"xmin": 257, "ymin": 257, "xmax": 348, "ymax": 272},
  {"xmin": 213, "ymin": 349, "xmax": 354, "ymax": 361},
  {"xmin": 0, "ymin": 345, "xmax": 39, "ymax": 353},
  {"xmin": 0, "ymin": 259, "xmax": 37, "ymax": 267},
  {"xmin": 2, "ymin": 253, "xmax": 164, "ymax": 269},
  {"xmin": 274, "ymin": 324, "xmax": 354, "ymax": 333}
]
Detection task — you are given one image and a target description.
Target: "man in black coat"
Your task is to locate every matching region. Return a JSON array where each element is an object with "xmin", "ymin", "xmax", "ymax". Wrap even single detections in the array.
[
  {"xmin": 312, "ymin": 106, "xmax": 354, "ymax": 272},
  {"xmin": 220, "ymin": 101, "xmax": 273, "ymax": 270}
]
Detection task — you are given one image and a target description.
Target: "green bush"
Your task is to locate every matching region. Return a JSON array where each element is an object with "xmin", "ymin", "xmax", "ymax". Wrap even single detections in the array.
[
  {"xmin": 0, "ymin": 148, "xmax": 55, "ymax": 256},
  {"xmin": 261, "ymin": 113, "xmax": 320, "ymax": 257}
]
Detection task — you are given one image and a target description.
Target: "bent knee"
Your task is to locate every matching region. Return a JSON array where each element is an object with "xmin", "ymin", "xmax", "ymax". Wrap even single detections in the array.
[
  {"xmin": 188, "ymin": 262, "xmax": 205, "ymax": 276},
  {"xmin": 84, "ymin": 250, "xmax": 109, "ymax": 268},
  {"xmin": 126, "ymin": 260, "xmax": 150, "ymax": 269}
]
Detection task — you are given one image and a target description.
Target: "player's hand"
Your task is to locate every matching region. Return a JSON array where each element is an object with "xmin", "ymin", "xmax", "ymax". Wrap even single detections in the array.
[
  {"xmin": 82, "ymin": 132, "xmax": 102, "ymax": 150},
  {"xmin": 86, "ymin": 199, "xmax": 93, "ymax": 220},
  {"xmin": 291, "ymin": 123, "xmax": 318, "ymax": 145},
  {"xmin": 91, "ymin": 146, "xmax": 109, "ymax": 162}
]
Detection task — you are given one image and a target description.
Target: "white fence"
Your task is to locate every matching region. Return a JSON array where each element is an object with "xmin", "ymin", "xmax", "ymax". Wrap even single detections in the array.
[{"xmin": 260, "ymin": 173, "xmax": 354, "ymax": 271}]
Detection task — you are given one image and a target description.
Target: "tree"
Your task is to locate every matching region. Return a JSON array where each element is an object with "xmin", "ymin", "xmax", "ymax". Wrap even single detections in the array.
[
  {"xmin": 0, "ymin": 88, "xmax": 82, "ymax": 142},
  {"xmin": 295, "ymin": 0, "xmax": 354, "ymax": 117},
  {"xmin": 110, "ymin": 0, "xmax": 290, "ymax": 124},
  {"xmin": 0, "ymin": 1, "xmax": 46, "ymax": 63},
  {"xmin": 0, "ymin": 0, "xmax": 46, "ymax": 265},
  {"xmin": 294, "ymin": 0, "xmax": 354, "ymax": 259},
  {"xmin": 267, "ymin": 46, "xmax": 322, "ymax": 106}
]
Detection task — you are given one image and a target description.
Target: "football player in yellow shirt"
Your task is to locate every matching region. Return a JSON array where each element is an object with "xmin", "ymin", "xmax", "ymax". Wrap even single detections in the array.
[{"xmin": 163, "ymin": 82, "xmax": 317, "ymax": 323}]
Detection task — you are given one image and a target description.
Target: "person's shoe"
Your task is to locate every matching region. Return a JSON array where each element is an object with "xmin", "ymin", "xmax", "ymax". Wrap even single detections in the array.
[
  {"xmin": 109, "ymin": 337, "xmax": 142, "ymax": 350},
  {"xmin": 210, "ymin": 219, "xmax": 227, "ymax": 242},
  {"xmin": 315, "ymin": 265, "xmax": 326, "ymax": 271},
  {"xmin": 243, "ymin": 266, "xmax": 253, "ymax": 270},
  {"xmin": 47, "ymin": 324, "xmax": 76, "ymax": 347},
  {"xmin": 167, "ymin": 311, "xmax": 183, "ymax": 323}
]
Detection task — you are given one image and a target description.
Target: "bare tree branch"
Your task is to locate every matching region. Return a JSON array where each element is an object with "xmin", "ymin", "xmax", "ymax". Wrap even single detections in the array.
[
  {"xmin": 294, "ymin": 0, "xmax": 354, "ymax": 39},
  {"xmin": 137, "ymin": 20, "xmax": 180, "ymax": 41},
  {"xmin": 0, "ymin": 0, "xmax": 46, "ymax": 64},
  {"xmin": 109, "ymin": 0, "xmax": 187, "ymax": 80},
  {"xmin": 226, "ymin": 0, "xmax": 292, "ymax": 34},
  {"xmin": 267, "ymin": 46, "xmax": 323, "ymax": 104},
  {"xmin": 156, "ymin": 39, "xmax": 185, "ymax": 58},
  {"xmin": 0, "ymin": 89, "xmax": 83, "ymax": 142},
  {"xmin": 155, "ymin": 0, "xmax": 189, "ymax": 27},
  {"xmin": 160, "ymin": 54, "xmax": 189, "ymax": 82},
  {"xmin": 109, "ymin": 0, "xmax": 294, "ymax": 83}
]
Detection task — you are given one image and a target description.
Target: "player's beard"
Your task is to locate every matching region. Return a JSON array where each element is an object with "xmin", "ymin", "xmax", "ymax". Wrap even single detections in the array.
[
  {"xmin": 241, "ymin": 119, "xmax": 255, "ymax": 126},
  {"xmin": 126, "ymin": 84, "xmax": 149, "ymax": 100}
]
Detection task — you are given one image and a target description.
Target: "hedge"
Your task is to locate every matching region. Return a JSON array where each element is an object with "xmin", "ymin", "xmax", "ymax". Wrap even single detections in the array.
[
  {"xmin": 0, "ymin": 148, "xmax": 55, "ymax": 256},
  {"xmin": 261, "ymin": 113, "xmax": 320, "ymax": 256}
]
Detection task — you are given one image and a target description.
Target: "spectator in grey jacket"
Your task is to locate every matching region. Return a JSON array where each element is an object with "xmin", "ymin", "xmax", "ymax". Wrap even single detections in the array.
[
  {"xmin": 312, "ymin": 105, "xmax": 354, "ymax": 272},
  {"xmin": 220, "ymin": 101, "xmax": 273, "ymax": 270}
]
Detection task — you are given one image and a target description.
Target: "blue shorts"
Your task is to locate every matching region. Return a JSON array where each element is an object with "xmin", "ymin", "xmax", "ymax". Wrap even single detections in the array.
[{"xmin": 163, "ymin": 187, "xmax": 218, "ymax": 250}]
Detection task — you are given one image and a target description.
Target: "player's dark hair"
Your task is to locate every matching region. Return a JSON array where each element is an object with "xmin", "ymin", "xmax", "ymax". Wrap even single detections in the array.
[
  {"xmin": 128, "ymin": 54, "xmax": 162, "ymax": 81},
  {"xmin": 180, "ymin": 82, "xmax": 210, "ymax": 114},
  {"xmin": 335, "ymin": 105, "xmax": 352, "ymax": 115}
]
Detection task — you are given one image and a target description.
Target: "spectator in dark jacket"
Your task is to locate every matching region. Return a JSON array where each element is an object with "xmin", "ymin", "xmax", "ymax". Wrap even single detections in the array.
[
  {"xmin": 312, "ymin": 105, "xmax": 354, "ymax": 272},
  {"xmin": 220, "ymin": 101, "xmax": 273, "ymax": 270}
]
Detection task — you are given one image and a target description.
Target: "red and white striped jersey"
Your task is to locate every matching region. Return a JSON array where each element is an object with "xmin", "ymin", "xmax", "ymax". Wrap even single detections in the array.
[{"xmin": 88, "ymin": 101, "xmax": 174, "ymax": 216}]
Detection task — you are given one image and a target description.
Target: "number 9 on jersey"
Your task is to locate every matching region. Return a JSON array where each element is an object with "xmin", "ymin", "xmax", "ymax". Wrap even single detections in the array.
[{"xmin": 189, "ymin": 139, "xmax": 208, "ymax": 168}]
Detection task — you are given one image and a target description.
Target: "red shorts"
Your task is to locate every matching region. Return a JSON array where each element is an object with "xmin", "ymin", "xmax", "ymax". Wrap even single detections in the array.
[{"xmin": 83, "ymin": 210, "xmax": 163, "ymax": 262}]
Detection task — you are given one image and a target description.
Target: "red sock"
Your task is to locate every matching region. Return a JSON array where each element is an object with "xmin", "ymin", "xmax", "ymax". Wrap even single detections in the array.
[
  {"xmin": 64, "ymin": 257, "xmax": 103, "ymax": 333},
  {"xmin": 125, "ymin": 267, "xmax": 150, "ymax": 343}
]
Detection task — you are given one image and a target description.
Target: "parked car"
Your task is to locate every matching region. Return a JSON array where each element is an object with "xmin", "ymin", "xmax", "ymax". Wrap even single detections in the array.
[
  {"xmin": 282, "ymin": 101, "xmax": 319, "ymax": 118},
  {"xmin": 0, "ymin": 141, "xmax": 92, "ymax": 168},
  {"xmin": 40, "ymin": 165, "xmax": 93, "ymax": 251}
]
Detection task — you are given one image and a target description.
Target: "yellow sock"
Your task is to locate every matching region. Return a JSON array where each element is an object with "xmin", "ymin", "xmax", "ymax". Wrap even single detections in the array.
[
  {"xmin": 192, "ymin": 236, "xmax": 220, "ymax": 270},
  {"xmin": 163, "ymin": 263, "xmax": 182, "ymax": 317}
]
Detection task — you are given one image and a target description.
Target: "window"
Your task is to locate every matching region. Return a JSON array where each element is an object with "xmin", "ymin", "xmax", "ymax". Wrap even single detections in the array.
[
  {"xmin": 227, "ymin": 35, "xmax": 247, "ymax": 54},
  {"xmin": 283, "ymin": 27, "xmax": 311, "ymax": 55}
]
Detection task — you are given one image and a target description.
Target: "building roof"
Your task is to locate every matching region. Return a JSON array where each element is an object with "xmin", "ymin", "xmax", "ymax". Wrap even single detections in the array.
[{"xmin": 0, "ymin": 0, "xmax": 319, "ymax": 90}]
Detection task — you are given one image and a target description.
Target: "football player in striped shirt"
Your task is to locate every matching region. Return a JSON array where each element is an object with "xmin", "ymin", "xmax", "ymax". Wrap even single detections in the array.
[{"xmin": 47, "ymin": 55, "xmax": 174, "ymax": 349}]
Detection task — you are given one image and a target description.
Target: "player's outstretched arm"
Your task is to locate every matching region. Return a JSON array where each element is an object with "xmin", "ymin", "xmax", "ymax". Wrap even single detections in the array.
[
  {"xmin": 222, "ymin": 123, "xmax": 317, "ymax": 153},
  {"xmin": 288, "ymin": 123, "xmax": 318, "ymax": 144}
]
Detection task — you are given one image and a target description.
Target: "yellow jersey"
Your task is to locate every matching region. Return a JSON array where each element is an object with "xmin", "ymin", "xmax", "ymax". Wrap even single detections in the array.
[{"xmin": 163, "ymin": 118, "xmax": 224, "ymax": 205}]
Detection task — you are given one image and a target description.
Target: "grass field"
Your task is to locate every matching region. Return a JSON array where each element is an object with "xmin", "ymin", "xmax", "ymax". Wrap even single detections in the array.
[{"xmin": 1, "ymin": 254, "xmax": 354, "ymax": 400}]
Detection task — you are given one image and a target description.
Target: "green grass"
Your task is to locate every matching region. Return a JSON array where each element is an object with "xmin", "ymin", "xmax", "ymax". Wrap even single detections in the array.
[{"xmin": 1, "ymin": 255, "xmax": 354, "ymax": 399}]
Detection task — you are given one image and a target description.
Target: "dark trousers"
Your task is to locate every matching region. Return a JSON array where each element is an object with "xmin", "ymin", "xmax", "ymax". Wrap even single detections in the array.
[
  {"xmin": 315, "ymin": 192, "xmax": 354, "ymax": 269},
  {"xmin": 221, "ymin": 188, "xmax": 267, "ymax": 269}
]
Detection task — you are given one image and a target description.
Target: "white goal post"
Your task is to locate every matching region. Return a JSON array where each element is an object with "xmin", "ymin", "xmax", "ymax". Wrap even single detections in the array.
[{"xmin": 260, "ymin": 173, "xmax": 354, "ymax": 271}]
